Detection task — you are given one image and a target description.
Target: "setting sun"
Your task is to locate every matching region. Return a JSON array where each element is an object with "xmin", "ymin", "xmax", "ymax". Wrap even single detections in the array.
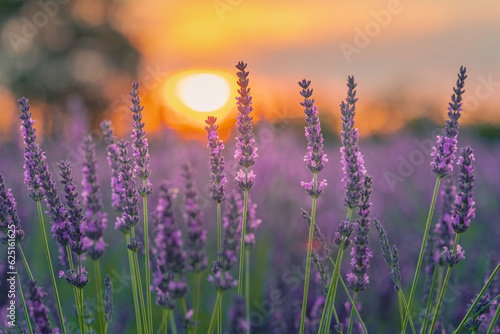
[{"xmin": 177, "ymin": 73, "xmax": 230, "ymax": 112}]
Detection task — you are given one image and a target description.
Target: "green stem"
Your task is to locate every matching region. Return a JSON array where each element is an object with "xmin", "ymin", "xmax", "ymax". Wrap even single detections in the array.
[
  {"xmin": 194, "ymin": 272, "xmax": 201, "ymax": 332},
  {"xmin": 36, "ymin": 201, "xmax": 66, "ymax": 334},
  {"xmin": 429, "ymin": 234, "xmax": 460, "ymax": 334},
  {"xmin": 400, "ymin": 290, "xmax": 417, "ymax": 334},
  {"xmin": 17, "ymin": 244, "xmax": 34, "ymax": 281},
  {"xmin": 94, "ymin": 259, "xmax": 106, "ymax": 334},
  {"xmin": 404, "ymin": 177, "xmax": 442, "ymax": 331},
  {"xmin": 420, "ymin": 266, "xmax": 439, "ymax": 334},
  {"xmin": 133, "ymin": 249, "xmax": 149, "ymax": 333},
  {"xmin": 398, "ymin": 290, "xmax": 404, "ymax": 333},
  {"xmin": 126, "ymin": 234, "xmax": 143, "ymax": 334},
  {"xmin": 452, "ymin": 261, "xmax": 500, "ymax": 334},
  {"xmin": 299, "ymin": 173, "xmax": 318, "ymax": 334},
  {"xmin": 160, "ymin": 309, "xmax": 170, "ymax": 334},
  {"xmin": 245, "ymin": 250, "xmax": 251, "ymax": 334},
  {"xmin": 238, "ymin": 178, "xmax": 249, "ymax": 296},
  {"xmin": 142, "ymin": 181, "xmax": 154, "ymax": 334},
  {"xmin": 18, "ymin": 274, "xmax": 33, "ymax": 334},
  {"xmin": 487, "ymin": 303, "xmax": 500, "ymax": 334},
  {"xmin": 208, "ymin": 291, "xmax": 222, "ymax": 334},
  {"xmin": 218, "ymin": 292, "xmax": 223, "ymax": 334},
  {"xmin": 169, "ymin": 310, "xmax": 178, "ymax": 334},
  {"xmin": 347, "ymin": 292, "xmax": 358, "ymax": 334},
  {"xmin": 325, "ymin": 239, "xmax": 347, "ymax": 333},
  {"xmin": 79, "ymin": 255, "xmax": 85, "ymax": 334},
  {"xmin": 66, "ymin": 246, "xmax": 83, "ymax": 333}
]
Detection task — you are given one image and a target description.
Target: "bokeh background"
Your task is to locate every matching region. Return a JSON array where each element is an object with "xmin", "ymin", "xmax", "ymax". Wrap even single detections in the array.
[{"xmin": 1, "ymin": 0, "xmax": 500, "ymax": 333}]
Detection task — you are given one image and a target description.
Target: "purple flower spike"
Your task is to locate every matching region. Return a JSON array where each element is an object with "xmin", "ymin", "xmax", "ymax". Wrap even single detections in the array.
[
  {"xmin": 374, "ymin": 219, "xmax": 401, "ymax": 291},
  {"xmin": 340, "ymin": 76, "xmax": 366, "ymax": 209},
  {"xmin": 27, "ymin": 280, "xmax": 53, "ymax": 334},
  {"xmin": 235, "ymin": 61, "xmax": 258, "ymax": 191},
  {"xmin": 81, "ymin": 135, "xmax": 108, "ymax": 260},
  {"xmin": 0, "ymin": 174, "xmax": 25, "ymax": 244},
  {"xmin": 205, "ymin": 116, "xmax": 227, "ymax": 203},
  {"xmin": 104, "ymin": 274, "xmax": 113, "ymax": 322},
  {"xmin": 440, "ymin": 245, "xmax": 465, "ymax": 266},
  {"xmin": 182, "ymin": 163, "xmax": 207, "ymax": 272},
  {"xmin": 451, "ymin": 146, "xmax": 475, "ymax": 234},
  {"xmin": 59, "ymin": 266, "xmax": 89, "ymax": 288},
  {"xmin": 431, "ymin": 66, "xmax": 467, "ymax": 177},
  {"xmin": 242, "ymin": 195, "xmax": 262, "ymax": 248},
  {"xmin": 130, "ymin": 82, "xmax": 153, "ymax": 198},
  {"xmin": 115, "ymin": 140, "xmax": 139, "ymax": 235},
  {"xmin": 100, "ymin": 121, "xmax": 123, "ymax": 212},
  {"xmin": 58, "ymin": 161, "xmax": 88, "ymax": 256},
  {"xmin": 433, "ymin": 177, "xmax": 456, "ymax": 266},
  {"xmin": 347, "ymin": 175, "xmax": 373, "ymax": 292}
]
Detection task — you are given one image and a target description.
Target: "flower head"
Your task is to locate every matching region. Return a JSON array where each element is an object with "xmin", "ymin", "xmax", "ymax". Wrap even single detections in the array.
[
  {"xmin": 27, "ymin": 280, "xmax": 53, "ymax": 334},
  {"xmin": 374, "ymin": 219, "xmax": 401, "ymax": 291},
  {"xmin": 440, "ymin": 245, "xmax": 465, "ymax": 266},
  {"xmin": 339, "ymin": 76, "xmax": 366, "ymax": 209},
  {"xmin": 104, "ymin": 274, "xmax": 113, "ymax": 323},
  {"xmin": 205, "ymin": 116, "xmax": 227, "ymax": 203},
  {"xmin": 0, "ymin": 174, "xmax": 25, "ymax": 244},
  {"xmin": 451, "ymin": 146, "xmax": 475, "ymax": 234},
  {"xmin": 100, "ymin": 121, "xmax": 123, "ymax": 212},
  {"xmin": 432, "ymin": 176, "xmax": 456, "ymax": 267},
  {"xmin": 59, "ymin": 267, "xmax": 89, "ymax": 288},
  {"xmin": 115, "ymin": 140, "xmax": 139, "ymax": 234},
  {"xmin": 431, "ymin": 66, "xmax": 467, "ymax": 177}
]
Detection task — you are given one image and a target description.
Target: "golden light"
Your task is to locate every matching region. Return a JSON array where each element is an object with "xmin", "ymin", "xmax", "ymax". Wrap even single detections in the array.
[{"xmin": 162, "ymin": 70, "xmax": 239, "ymax": 130}]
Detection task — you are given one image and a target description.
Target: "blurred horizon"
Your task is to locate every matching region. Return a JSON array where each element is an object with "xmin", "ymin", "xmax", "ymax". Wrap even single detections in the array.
[{"xmin": 1, "ymin": 0, "xmax": 500, "ymax": 142}]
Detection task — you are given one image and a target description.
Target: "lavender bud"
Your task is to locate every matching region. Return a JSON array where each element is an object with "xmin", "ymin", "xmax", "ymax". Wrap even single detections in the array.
[
  {"xmin": 100, "ymin": 121, "xmax": 122, "ymax": 212},
  {"xmin": 59, "ymin": 267, "xmax": 89, "ymax": 288},
  {"xmin": 205, "ymin": 116, "xmax": 227, "ymax": 203},
  {"xmin": 0, "ymin": 174, "xmax": 25, "ymax": 244},
  {"xmin": 104, "ymin": 274, "xmax": 113, "ymax": 323},
  {"xmin": 451, "ymin": 146, "xmax": 475, "ymax": 234},
  {"xmin": 374, "ymin": 219, "xmax": 401, "ymax": 291},
  {"xmin": 440, "ymin": 245, "xmax": 465, "ymax": 266},
  {"xmin": 27, "ymin": 280, "xmax": 53, "ymax": 334}
]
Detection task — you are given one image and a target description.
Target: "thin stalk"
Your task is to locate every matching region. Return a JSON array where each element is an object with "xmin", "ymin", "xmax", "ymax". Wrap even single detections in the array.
[
  {"xmin": 66, "ymin": 246, "xmax": 83, "ymax": 333},
  {"xmin": 208, "ymin": 291, "xmax": 222, "ymax": 334},
  {"xmin": 169, "ymin": 311, "xmax": 178, "ymax": 334},
  {"xmin": 179, "ymin": 297, "xmax": 191, "ymax": 334},
  {"xmin": 347, "ymin": 292, "xmax": 358, "ymax": 334},
  {"xmin": 452, "ymin": 261, "xmax": 500, "ymax": 334},
  {"xmin": 37, "ymin": 201, "xmax": 66, "ymax": 334},
  {"xmin": 404, "ymin": 177, "xmax": 442, "ymax": 331},
  {"xmin": 420, "ymin": 266, "xmax": 439, "ymax": 334},
  {"xmin": 245, "ymin": 250, "xmax": 250, "ymax": 334},
  {"xmin": 218, "ymin": 292, "xmax": 224, "ymax": 334},
  {"xmin": 429, "ymin": 234, "xmax": 460, "ymax": 334},
  {"xmin": 142, "ymin": 179, "xmax": 154, "ymax": 333},
  {"xmin": 126, "ymin": 234, "xmax": 144, "ymax": 334},
  {"xmin": 400, "ymin": 291, "xmax": 417, "ymax": 334},
  {"xmin": 133, "ymin": 248, "xmax": 149, "ymax": 333},
  {"xmin": 299, "ymin": 173, "xmax": 318, "ymax": 334},
  {"xmin": 193, "ymin": 272, "xmax": 201, "ymax": 332},
  {"xmin": 161, "ymin": 309, "xmax": 170, "ymax": 334},
  {"xmin": 17, "ymin": 244, "xmax": 34, "ymax": 281},
  {"xmin": 79, "ymin": 254, "xmax": 85, "ymax": 334},
  {"xmin": 217, "ymin": 202, "xmax": 222, "ymax": 334},
  {"xmin": 18, "ymin": 274, "xmax": 33, "ymax": 334},
  {"xmin": 398, "ymin": 291, "xmax": 404, "ymax": 333},
  {"xmin": 238, "ymin": 168, "xmax": 250, "ymax": 296},
  {"xmin": 486, "ymin": 303, "xmax": 500, "ymax": 334},
  {"xmin": 94, "ymin": 259, "xmax": 106, "ymax": 334},
  {"xmin": 324, "ymin": 239, "xmax": 347, "ymax": 333},
  {"xmin": 318, "ymin": 237, "xmax": 346, "ymax": 334}
]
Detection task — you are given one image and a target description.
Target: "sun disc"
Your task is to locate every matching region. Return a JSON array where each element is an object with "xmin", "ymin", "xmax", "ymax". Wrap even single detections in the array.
[{"xmin": 177, "ymin": 73, "xmax": 230, "ymax": 112}]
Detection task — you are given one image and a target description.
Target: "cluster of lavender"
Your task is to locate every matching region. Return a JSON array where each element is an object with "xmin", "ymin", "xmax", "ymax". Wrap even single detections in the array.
[
  {"xmin": 27, "ymin": 280, "xmax": 53, "ymax": 333},
  {"xmin": 0, "ymin": 174, "xmax": 24, "ymax": 244},
  {"xmin": 205, "ymin": 116, "xmax": 227, "ymax": 203},
  {"xmin": 81, "ymin": 135, "xmax": 108, "ymax": 260},
  {"xmin": 152, "ymin": 181, "xmax": 187, "ymax": 308}
]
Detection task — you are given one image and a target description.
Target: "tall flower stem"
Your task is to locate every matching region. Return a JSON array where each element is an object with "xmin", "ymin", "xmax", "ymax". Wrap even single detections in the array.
[
  {"xmin": 429, "ymin": 234, "xmax": 460, "ymax": 334},
  {"xmin": 162, "ymin": 309, "xmax": 170, "ymax": 334},
  {"xmin": 66, "ymin": 246, "xmax": 83, "ymax": 333},
  {"xmin": 142, "ymin": 179, "xmax": 153, "ymax": 333},
  {"xmin": 18, "ymin": 274, "xmax": 33, "ymax": 334},
  {"xmin": 94, "ymin": 259, "xmax": 106, "ymax": 334},
  {"xmin": 169, "ymin": 311, "xmax": 178, "ymax": 334},
  {"xmin": 133, "ymin": 245, "xmax": 149, "ymax": 333},
  {"xmin": 404, "ymin": 177, "xmax": 442, "ymax": 331},
  {"xmin": 399, "ymin": 290, "xmax": 417, "ymax": 334},
  {"xmin": 17, "ymin": 244, "xmax": 34, "ymax": 281},
  {"xmin": 245, "ymin": 249, "xmax": 251, "ymax": 334},
  {"xmin": 194, "ymin": 272, "xmax": 201, "ymax": 331},
  {"xmin": 398, "ymin": 291, "xmax": 404, "ymax": 332},
  {"xmin": 420, "ymin": 266, "xmax": 439, "ymax": 334},
  {"xmin": 217, "ymin": 202, "xmax": 222, "ymax": 334},
  {"xmin": 238, "ymin": 179, "xmax": 249, "ymax": 296},
  {"xmin": 487, "ymin": 303, "xmax": 500, "ymax": 334},
  {"xmin": 208, "ymin": 291, "xmax": 222, "ymax": 334},
  {"xmin": 347, "ymin": 292, "xmax": 358, "ymax": 334},
  {"xmin": 126, "ymin": 234, "xmax": 144, "ymax": 334},
  {"xmin": 79, "ymin": 254, "xmax": 85, "ymax": 334},
  {"xmin": 37, "ymin": 200, "xmax": 66, "ymax": 334},
  {"xmin": 299, "ymin": 173, "xmax": 318, "ymax": 334}
]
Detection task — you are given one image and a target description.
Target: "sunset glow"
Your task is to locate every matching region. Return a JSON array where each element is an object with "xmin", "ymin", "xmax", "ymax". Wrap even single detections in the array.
[{"xmin": 178, "ymin": 73, "xmax": 230, "ymax": 112}]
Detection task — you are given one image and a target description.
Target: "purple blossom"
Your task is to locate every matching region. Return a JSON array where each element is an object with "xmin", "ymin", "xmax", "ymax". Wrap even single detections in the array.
[
  {"xmin": 464, "ymin": 293, "xmax": 492, "ymax": 331},
  {"xmin": 115, "ymin": 140, "xmax": 139, "ymax": 235},
  {"xmin": 334, "ymin": 219, "xmax": 353, "ymax": 249},
  {"xmin": 130, "ymin": 82, "xmax": 153, "ymax": 197},
  {"xmin": 347, "ymin": 175, "xmax": 373, "ymax": 292},
  {"xmin": 339, "ymin": 76, "xmax": 366, "ymax": 209},
  {"xmin": 59, "ymin": 266, "xmax": 89, "ymax": 288},
  {"xmin": 81, "ymin": 135, "xmax": 108, "ymax": 260},
  {"xmin": 229, "ymin": 296, "xmax": 249, "ymax": 334},
  {"xmin": 451, "ymin": 146, "xmax": 475, "ymax": 234},
  {"xmin": 152, "ymin": 181, "xmax": 187, "ymax": 308},
  {"xmin": 433, "ymin": 177, "xmax": 456, "ymax": 266},
  {"xmin": 27, "ymin": 280, "xmax": 53, "ymax": 334},
  {"xmin": 182, "ymin": 164, "xmax": 207, "ymax": 272},
  {"xmin": 235, "ymin": 61, "xmax": 258, "ymax": 191},
  {"xmin": 431, "ymin": 66, "xmax": 467, "ymax": 177},
  {"xmin": 374, "ymin": 219, "xmax": 401, "ymax": 291},
  {"xmin": 205, "ymin": 116, "xmax": 227, "ymax": 203},
  {"xmin": 440, "ymin": 245, "xmax": 465, "ymax": 266},
  {"xmin": 100, "ymin": 121, "xmax": 123, "ymax": 212},
  {"xmin": 0, "ymin": 174, "xmax": 25, "ymax": 244},
  {"xmin": 242, "ymin": 195, "xmax": 261, "ymax": 248},
  {"xmin": 104, "ymin": 274, "xmax": 113, "ymax": 322}
]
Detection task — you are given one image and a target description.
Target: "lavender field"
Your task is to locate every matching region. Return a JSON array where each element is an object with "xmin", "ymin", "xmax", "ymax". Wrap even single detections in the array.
[{"xmin": 0, "ymin": 62, "xmax": 500, "ymax": 334}]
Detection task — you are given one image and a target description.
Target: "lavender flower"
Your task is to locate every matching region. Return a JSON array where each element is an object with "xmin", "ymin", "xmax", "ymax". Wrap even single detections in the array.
[
  {"xmin": 210, "ymin": 193, "xmax": 241, "ymax": 291},
  {"xmin": 334, "ymin": 220, "xmax": 353, "ymax": 249},
  {"xmin": 81, "ymin": 135, "xmax": 108, "ymax": 260},
  {"xmin": 205, "ymin": 116, "xmax": 227, "ymax": 203},
  {"xmin": 0, "ymin": 174, "xmax": 25, "ymax": 244},
  {"xmin": 115, "ymin": 140, "xmax": 139, "ymax": 235},
  {"xmin": 433, "ymin": 177, "xmax": 456, "ymax": 266},
  {"xmin": 27, "ymin": 280, "xmax": 53, "ymax": 334},
  {"xmin": 58, "ymin": 161, "xmax": 88, "ymax": 255},
  {"xmin": 340, "ymin": 76, "xmax": 366, "ymax": 209},
  {"xmin": 431, "ymin": 66, "xmax": 467, "ymax": 177},
  {"xmin": 229, "ymin": 297, "xmax": 249, "ymax": 334},
  {"xmin": 130, "ymin": 81, "xmax": 153, "ymax": 197},
  {"xmin": 153, "ymin": 181, "xmax": 187, "ymax": 308},
  {"xmin": 182, "ymin": 163, "xmax": 207, "ymax": 272},
  {"xmin": 59, "ymin": 267, "xmax": 88, "ymax": 288},
  {"xmin": 451, "ymin": 146, "xmax": 475, "ymax": 234},
  {"xmin": 374, "ymin": 219, "xmax": 401, "ymax": 291},
  {"xmin": 299, "ymin": 79, "xmax": 327, "ymax": 198},
  {"xmin": 440, "ymin": 245, "xmax": 465, "ymax": 266},
  {"xmin": 464, "ymin": 293, "xmax": 492, "ymax": 331},
  {"xmin": 100, "ymin": 121, "xmax": 122, "ymax": 212},
  {"xmin": 243, "ymin": 195, "xmax": 261, "ymax": 248},
  {"xmin": 347, "ymin": 175, "xmax": 373, "ymax": 292},
  {"xmin": 104, "ymin": 274, "xmax": 113, "ymax": 323},
  {"xmin": 235, "ymin": 61, "xmax": 258, "ymax": 191},
  {"xmin": 301, "ymin": 209, "xmax": 330, "ymax": 257}
]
